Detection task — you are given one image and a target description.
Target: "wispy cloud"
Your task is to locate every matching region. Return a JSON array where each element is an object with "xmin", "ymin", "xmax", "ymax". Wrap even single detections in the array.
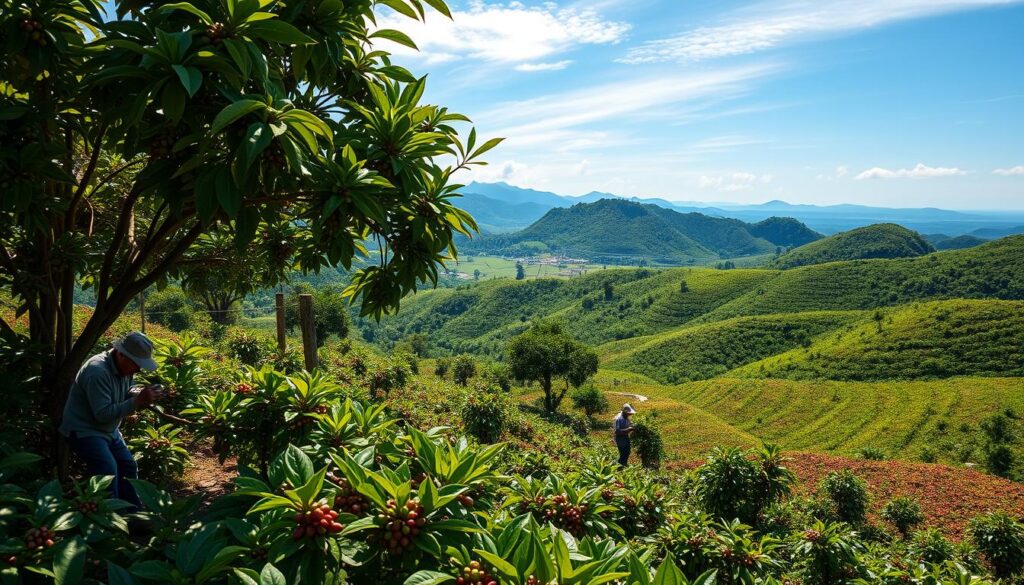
[
  {"xmin": 994, "ymin": 165, "xmax": 1024, "ymax": 176},
  {"xmin": 515, "ymin": 60, "xmax": 574, "ymax": 72},
  {"xmin": 619, "ymin": 0, "xmax": 1021, "ymax": 63},
  {"xmin": 855, "ymin": 163, "xmax": 968, "ymax": 179},
  {"xmin": 686, "ymin": 135, "xmax": 772, "ymax": 153},
  {"xmin": 477, "ymin": 63, "xmax": 783, "ymax": 149},
  {"xmin": 375, "ymin": 1, "xmax": 629, "ymax": 66},
  {"xmin": 699, "ymin": 172, "xmax": 773, "ymax": 191}
]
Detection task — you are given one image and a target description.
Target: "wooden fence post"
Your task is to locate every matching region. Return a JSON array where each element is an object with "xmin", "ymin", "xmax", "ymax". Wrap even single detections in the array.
[
  {"xmin": 299, "ymin": 293, "xmax": 317, "ymax": 370},
  {"xmin": 275, "ymin": 292, "xmax": 286, "ymax": 353}
]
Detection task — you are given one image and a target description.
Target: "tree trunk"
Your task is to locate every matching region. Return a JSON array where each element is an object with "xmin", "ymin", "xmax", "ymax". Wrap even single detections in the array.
[{"xmin": 542, "ymin": 374, "xmax": 553, "ymax": 413}]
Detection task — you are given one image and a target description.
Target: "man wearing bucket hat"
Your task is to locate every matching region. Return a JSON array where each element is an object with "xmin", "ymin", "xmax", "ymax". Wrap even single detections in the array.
[
  {"xmin": 613, "ymin": 403, "xmax": 636, "ymax": 466},
  {"xmin": 60, "ymin": 331, "xmax": 163, "ymax": 509}
]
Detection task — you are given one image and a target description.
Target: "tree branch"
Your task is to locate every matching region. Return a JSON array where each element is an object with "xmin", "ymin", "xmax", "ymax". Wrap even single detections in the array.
[
  {"xmin": 66, "ymin": 124, "xmax": 108, "ymax": 222},
  {"xmin": 97, "ymin": 185, "xmax": 143, "ymax": 305}
]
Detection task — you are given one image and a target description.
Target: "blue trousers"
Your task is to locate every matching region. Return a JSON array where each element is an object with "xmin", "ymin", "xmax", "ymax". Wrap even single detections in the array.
[
  {"xmin": 616, "ymin": 438, "xmax": 631, "ymax": 466},
  {"xmin": 67, "ymin": 431, "xmax": 142, "ymax": 510}
]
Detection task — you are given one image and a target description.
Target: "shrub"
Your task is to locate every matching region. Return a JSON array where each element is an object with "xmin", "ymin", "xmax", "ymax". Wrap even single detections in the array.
[
  {"xmin": 819, "ymin": 469, "xmax": 869, "ymax": 525},
  {"xmin": 127, "ymin": 423, "xmax": 190, "ymax": 487},
  {"xmin": 985, "ymin": 443, "xmax": 1015, "ymax": 478},
  {"xmin": 570, "ymin": 384, "xmax": 609, "ymax": 418},
  {"xmin": 223, "ymin": 327, "xmax": 272, "ymax": 366},
  {"xmin": 434, "ymin": 357, "xmax": 451, "ymax": 378},
  {"xmin": 696, "ymin": 447, "xmax": 759, "ymax": 522},
  {"xmin": 856, "ymin": 446, "xmax": 886, "ymax": 460},
  {"xmin": 631, "ymin": 414, "xmax": 664, "ymax": 469},
  {"xmin": 880, "ymin": 496, "xmax": 924, "ymax": 538},
  {"xmin": 461, "ymin": 387, "xmax": 508, "ymax": 443},
  {"xmin": 452, "ymin": 354, "xmax": 477, "ymax": 386},
  {"xmin": 909, "ymin": 528, "xmax": 955, "ymax": 564},
  {"xmin": 969, "ymin": 511, "xmax": 1024, "ymax": 579},
  {"xmin": 481, "ymin": 362, "xmax": 512, "ymax": 392},
  {"xmin": 145, "ymin": 286, "xmax": 196, "ymax": 332}
]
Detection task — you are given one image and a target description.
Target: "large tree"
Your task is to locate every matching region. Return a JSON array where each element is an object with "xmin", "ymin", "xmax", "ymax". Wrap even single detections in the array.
[
  {"xmin": 0, "ymin": 0, "xmax": 497, "ymax": 445},
  {"xmin": 506, "ymin": 321, "xmax": 598, "ymax": 413}
]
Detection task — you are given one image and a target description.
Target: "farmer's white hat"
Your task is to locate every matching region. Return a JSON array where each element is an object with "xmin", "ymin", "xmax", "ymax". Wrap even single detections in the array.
[
  {"xmin": 622, "ymin": 403, "xmax": 636, "ymax": 414},
  {"xmin": 113, "ymin": 331, "xmax": 158, "ymax": 371}
]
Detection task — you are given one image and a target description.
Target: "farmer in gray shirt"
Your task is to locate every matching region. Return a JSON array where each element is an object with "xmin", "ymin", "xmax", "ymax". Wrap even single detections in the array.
[
  {"xmin": 60, "ymin": 332, "xmax": 162, "ymax": 509},
  {"xmin": 613, "ymin": 403, "xmax": 636, "ymax": 466}
]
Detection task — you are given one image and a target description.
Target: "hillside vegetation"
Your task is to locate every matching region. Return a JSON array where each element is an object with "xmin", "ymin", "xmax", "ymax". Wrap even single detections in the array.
[
  {"xmin": 600, "ymin": 311, "xmax": 865, "ymax": 384},
  {"xmin": 771, "ymin": 223, "xmax": 935, "ymax": 268},
  {"xmin": 729, "ymin": 299, "xmax": 1024, "ymax": 380},
  {"xmin": 365, "ymin": 236, "xmax": 1024, "ymax": 357},
  {"xmin": 670, "ymin": 376, "xmax": 1024, "ymax": 463},
  {"xmin": 467, "ymin": 199, "xmax": 821, "ymax": 262}
]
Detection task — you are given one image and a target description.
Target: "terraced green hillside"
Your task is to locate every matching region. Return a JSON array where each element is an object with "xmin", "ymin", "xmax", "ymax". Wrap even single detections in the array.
[
  {"xmin": 728, "ymin": 299, "xmax": 1024, "ymax": 380},
  {"xmin": 600, "ymin": 311, "xmax": 865, "ymax": 384},
  {"xmin": 771, "ymin": 223, "xmax": 934, "ymax": 268},
  {"xmin": 669, "ymin": 376, "xmax": 1024, "ymax": 463}
]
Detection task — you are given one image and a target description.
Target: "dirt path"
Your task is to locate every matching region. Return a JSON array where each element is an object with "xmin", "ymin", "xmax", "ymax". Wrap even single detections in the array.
[{"xmin": 608, "ymin": 391, "xmax": 649, "ymax": 403}]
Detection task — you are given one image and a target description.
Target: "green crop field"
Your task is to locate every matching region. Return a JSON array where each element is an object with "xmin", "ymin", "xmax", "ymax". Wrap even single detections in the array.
[{"xmin": 667, "ymin": 376, "xmax": 1024, "ymax": 464}]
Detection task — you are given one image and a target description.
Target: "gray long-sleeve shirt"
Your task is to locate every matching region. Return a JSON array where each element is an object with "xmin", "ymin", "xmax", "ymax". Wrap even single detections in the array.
[{"xmin": 59, "ymin": 350, "xmax": 137, "ymax": 439}]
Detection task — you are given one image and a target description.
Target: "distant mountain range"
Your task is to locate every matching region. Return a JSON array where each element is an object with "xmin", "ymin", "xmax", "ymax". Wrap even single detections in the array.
[
  {"xmin": 458, "ymin": 181, "xmax": 1024, "ymax": 236},
  {"xmin": 463, "ymin": 198, "xmax": 822, "ymax": 264}
]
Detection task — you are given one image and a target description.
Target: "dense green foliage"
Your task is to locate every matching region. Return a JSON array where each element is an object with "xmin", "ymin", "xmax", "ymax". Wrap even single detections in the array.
[{"xmin": 771, "ymin": 224, "xmax": 935, "ymax": 269}]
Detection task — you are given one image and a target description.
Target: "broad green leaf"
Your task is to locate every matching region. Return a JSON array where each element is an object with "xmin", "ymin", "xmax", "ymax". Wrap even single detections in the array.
[
  {"xmin": 160, "ymin": 2, "xmax": 213, "ymax": 23},
  {"xmin": 404, "ymin": 571, "xmax": 455, "ymax": 585},
  {"xmin": 245, "ymin": 20, "xmax": 315, "ymax": 45},
  {"xmin": 53, "ymin": 536, "xmax": 86, "ymax": 585},
  {"xmin": 260, "ymin": 563, "xmax": 286, "ymax": 585},
  {"xmin": 106, "ymin": 562, "xmax": 137, "ymax": 585},
  {"xmin": 211, "ymin": 99, "xmax": 266, "ymax": 133},
  {"xmin": 652, "ymin": 554, "xmax": 687, "ymax": 585},
  {"xmin": 370, "ymin": 29, "xmax": 418, "ymax": 50},
  {"xmin": 172, "ymin": 65, "xmax": 203, "ymax": 97}
]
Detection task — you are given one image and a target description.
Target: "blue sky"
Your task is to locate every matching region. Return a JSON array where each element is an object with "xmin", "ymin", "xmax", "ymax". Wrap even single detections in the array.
[{"xmin": 375, "ymin": 0, "xmax": 1024, "ymax": 209}]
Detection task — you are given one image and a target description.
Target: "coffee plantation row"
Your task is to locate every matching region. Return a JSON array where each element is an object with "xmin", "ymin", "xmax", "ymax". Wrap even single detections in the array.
[{"xmin": 2, "ymin": 335, "xmax": 1023, "ymax": 584}]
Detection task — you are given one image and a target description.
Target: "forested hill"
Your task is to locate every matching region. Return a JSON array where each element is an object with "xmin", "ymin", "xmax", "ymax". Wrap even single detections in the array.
[
  {"xmin": 771, "ymin": 223, "xmax": 934, "ymax": 269},
  {"xmin": 463, "ymin": 199, "xmax": 822, "ymax": 262}
]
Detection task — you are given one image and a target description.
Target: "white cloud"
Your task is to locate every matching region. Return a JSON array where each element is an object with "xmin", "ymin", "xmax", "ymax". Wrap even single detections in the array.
[
  {"xmin": 515, "ymin": 60, "xmax": 574, "ymax": 72},
  {"xmin": 699, "ymin": 171, "xmax": 772, "ymax": 191},
  {"xmin": 855, "ymin": 163, "xmax": 968, "ymax": 180},
  {"xmin": 994, "ymin": 165, "xmax": 1024, "ymax": 176},
  {"xmin": 835, "ymin": 165, "xmax": 849, "ymax": 178},
  {"xmin": 619, "ymin": 0, "xmax": 1021, "ymax": 63},
  {"xmin": 375, "ymin": 2, "xmax": 629, "ymax": 66},
  {"xmin": 478, "ymin": 63, "xmax": 782, "ymax": 150}
]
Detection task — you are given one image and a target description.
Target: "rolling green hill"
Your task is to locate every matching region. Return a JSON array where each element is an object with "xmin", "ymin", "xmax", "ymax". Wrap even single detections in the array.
[
  {"xmin": 363, "ymin": 236, "xmax": 1024, "ymax": 356},
  {"xmin": 599, "ymin": 311, "xmax": 865, "ymax": 384},
  {"xmin": 771, "ymin": 223, "xmax": 935, "ymax": 269},
  {"xmin": 466, "ymin": 199, "xmax": 820, "ymax": 263},
  {"xmin": 728, "ymin": 299, "xmax": 1024, "ymax": 381},
  {"xmin": 669, "ymin": 376, "xmax": 1024, "ymax": 463},
  {"xmin": 747, "ymin": 216, "xmax": 824, "ymax": 248}
]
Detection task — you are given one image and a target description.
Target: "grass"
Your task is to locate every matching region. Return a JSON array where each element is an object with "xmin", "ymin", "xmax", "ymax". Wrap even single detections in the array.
[
  {"xmin": 598, "ymin": 310, "xmax": 865, "ymax": 384},
  {"xmin": 728, "ymin": 299, "xmax": 1024, "ymax": 380}
]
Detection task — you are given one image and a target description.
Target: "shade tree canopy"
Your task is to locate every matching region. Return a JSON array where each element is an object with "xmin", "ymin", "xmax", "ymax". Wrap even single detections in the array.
[
  {"xmin": 506, "ymin": 321, "xmax": 598, "ymax": 413},
  {"xmin": 0, "ymin": 0, "xmax": 500, "ymax": 435}
]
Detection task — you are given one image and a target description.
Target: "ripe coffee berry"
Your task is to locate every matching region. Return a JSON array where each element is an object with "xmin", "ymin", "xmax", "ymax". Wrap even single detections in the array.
[
  {"xmin": 76, "ymin": 501, "xmax": 99, "ymax": 513},
  {"xmin": 455, "ymin": 560, "xmax": 496, "ymax": 585},
  {"xmin": 24, "ymin": 526, "xmax": 56, "ymax": 550},
  {"xmin": 234, "ymin": 382, "xmax": 253, "ymax": 395},
  {"xmin": 377, "ymin": 498, "xmax": 425, "ymax": 554},
  {"xmin": 291, "ymin": 499, "xmax": 343, "ymax": 540},
  {"xmin": 328, "ymin": 475, "xmax": 368, "ymax": 516}
]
